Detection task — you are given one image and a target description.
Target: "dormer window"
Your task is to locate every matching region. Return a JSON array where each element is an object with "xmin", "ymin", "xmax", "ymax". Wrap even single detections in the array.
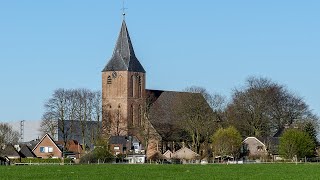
[{"xmin": 107, "ymin": 76, "xmax": 112, "ymax": 84}]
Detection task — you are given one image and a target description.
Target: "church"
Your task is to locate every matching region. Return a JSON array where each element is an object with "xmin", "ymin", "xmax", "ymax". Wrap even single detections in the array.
[{"xmin": 101, "ymin": 18, "xmax": 214, "ymax": 159}]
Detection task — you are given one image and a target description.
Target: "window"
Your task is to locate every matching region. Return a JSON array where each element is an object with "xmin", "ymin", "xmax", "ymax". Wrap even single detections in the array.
[
  {"xmin": 138, "ymin": 76, "xmax": 142, "ymax": 85},
  {"xmin": 40, "ymin": 147, "xmax": 45, "ymax": 153},
  {"xmin": 40, "ymin": 146, "xmax": 53, "ymax": 153},
  {"xmin": 131, "ymin": 105, "xmax": 134, "ymax": 126},
  {"xmin": 118, "ymin": 76, "xmax": 123, "ymax": 97},
  {"xmin": 131, "ymin": 75, "xmax": 135, "ymax": 97},
  {"xmin": 138, "ymin": 76, "xmax": 142, "ymax": 98},
  {"xmin": 138, "ymin": 105, "xmax": 143, "ymax": 126},
  {"xmin": 257, "ymin": 146, "xmax": 264, "ymax": 151},
  {"xmin": 48, "ymin": 147, "xmax": 53, "ymax": 153},
  {"xmin": 107, "ymin": 76, "xmax": 112, "ymax": 84}
]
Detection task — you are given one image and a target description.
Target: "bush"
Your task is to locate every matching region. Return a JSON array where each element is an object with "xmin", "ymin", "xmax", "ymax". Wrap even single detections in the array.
[
  {"xmin": 79, "ymin": 148, "xmax": 114, "ymax": 164},
  {"xmin": 115, "ymin": 154, "xmax": 127, "ymax": 163},
  {"xmin": 11, "ymin": 158, "xmax": 74, "ymax": 164}
]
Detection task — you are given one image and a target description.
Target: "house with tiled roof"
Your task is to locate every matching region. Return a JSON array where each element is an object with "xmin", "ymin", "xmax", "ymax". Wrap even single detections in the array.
[
  {"xmin": 0, "ymin": 144, "xmax": 23, "ymax": 159},
  {"xmin": 243, "ymin": 127, "xmax": 289, "ymax": 161},
  {"xmin": 55, "ymin": 140, "xmax": 83, "ymax": 159},
  {"xmin": 172, "ymin": 147, "xmax": 200, "ymax": 163},
  {"xmin": 243, "ymin": 137, "xmax": 268, "ymax": 159},
  {"xmin": 32, "ymin": 134, "xmax": 62, "ymax": 159}
]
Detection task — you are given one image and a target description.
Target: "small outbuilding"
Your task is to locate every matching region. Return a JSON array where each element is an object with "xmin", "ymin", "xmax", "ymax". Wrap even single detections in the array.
[{"xmin": 172, "ymin": 147, "xmax": 200, "ymax": 164}]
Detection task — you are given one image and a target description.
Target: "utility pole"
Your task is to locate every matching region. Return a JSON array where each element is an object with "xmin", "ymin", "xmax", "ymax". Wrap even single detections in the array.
[{"xmin": 20, "ymin": 120, "xmax": 25, "ymax": 142}]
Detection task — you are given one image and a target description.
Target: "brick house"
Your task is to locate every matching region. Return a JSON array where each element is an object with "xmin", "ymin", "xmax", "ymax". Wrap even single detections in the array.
[
  {"xmin": 243, "ymin": 137, "xmax": 268, "ymax": 159},
  {"xmin": 32, "ymin": 134, "xmax": 62, "ymax": 159},
  {"xmin": 56, "ymin": 140, "xmax": 83, "ymax": 159}
]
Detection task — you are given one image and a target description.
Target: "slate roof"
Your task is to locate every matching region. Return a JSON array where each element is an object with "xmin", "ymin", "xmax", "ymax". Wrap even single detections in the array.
[
  {"xmin": 0, "ymin": 144, "xmax": 23, "ymax": 158},
  {"xmin": 102, "ymin": 20, "xmax": 145, "ymax": 73},
  {"xmin": 57, "ymin": 120, "xmax": 101, "ymax": 149},
  {"xmin": 19, "ymin": 145, "xmax": 37, "ymax": 158},
  {"xmin": 21, "ymin": 139, "xmax": 40, "ymax": 150},
  {"xmin": 256, "ymin": 127, "xmax": 287, "ymax": 155},
  {"xmin": 273, "ymin": 127, "xmax": 285, "ymax": 138},
  {"xmin": 257, "ymin": 137, "xmax": 280, "ymax": 155},
  {"xmin": 109, "ymin": 136, "xmax": 128, "ymax": 146},
  {"xmin": 146, "ymin": 90, "xmax": 213, "ymax": 141}
]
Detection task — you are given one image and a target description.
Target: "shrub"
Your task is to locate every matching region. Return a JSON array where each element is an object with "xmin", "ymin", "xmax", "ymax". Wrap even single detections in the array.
[{"xmin": 79, "ymin": 148, "xmax": 114, "ymax": 164}]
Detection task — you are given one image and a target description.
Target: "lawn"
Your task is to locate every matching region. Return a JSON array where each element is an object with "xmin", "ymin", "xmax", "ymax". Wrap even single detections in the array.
[{"xmin": 0, "ymin": 163, "xmax": 320, "ymax": 180}]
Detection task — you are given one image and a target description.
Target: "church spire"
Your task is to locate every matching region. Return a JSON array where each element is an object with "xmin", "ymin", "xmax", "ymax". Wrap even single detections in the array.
[{"xmin": 102, "ymin": 19, "xmax": 145, "ymax": 73}]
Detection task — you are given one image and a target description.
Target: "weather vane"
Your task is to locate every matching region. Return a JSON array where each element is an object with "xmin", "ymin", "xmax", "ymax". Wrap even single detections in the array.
[{"xmin": 121, "ymin": 0, "xmax": 128, "ymax": 19}]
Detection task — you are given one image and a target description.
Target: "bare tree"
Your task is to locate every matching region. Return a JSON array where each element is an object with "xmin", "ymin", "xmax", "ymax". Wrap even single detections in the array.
[
  {"xmin": 176, "ymin": 87, "xmax": 220, "ymax": 154},
  {"xmin": 92, "ymin": 91, "xmax": 102, "ymax": 137},
  {"xmin": 0, "ymin": 122, "xmax": 19, "ymax": 145},
  {"xmin": 39, "ymin": 112, "xmax": 58, "ymax": 138},
  {"xmin": 141, "ymin": 92, "xmax": 162, "ymax": 157},
  {"xmin": 226, "ymin": 76, "xmax": 318, "ymax": 137},
  {"xmin": 44, "ymin": 88, "xmax": 71, "ymax": 149},
  {"xmin": 90, "ymin": 91, "xmax": 102, "ymax": 144},
  {"xmin": 70, "ymin": 88, "xmax": 101, "ymax": 149},
  {"xmin": 185, "ymin": 86, "xmax": 226, "ymax": 111},
  {"xmin": 75, "ymin": 89, "xmax": 90, "ymax": 150},
  {"xmin": 41, "ymin": 88, "xmax": 102, "ymax": 153}
]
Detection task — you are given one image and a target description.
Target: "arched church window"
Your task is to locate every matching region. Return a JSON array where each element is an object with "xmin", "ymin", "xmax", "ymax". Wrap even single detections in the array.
[
  {"xmin": 117, "ymin": 104, "xmax": 121, "ymax": 126},
  {"xmin": 130, "ymin": 105, "xmax": 134, "ymax": 126},
  {"xmin": 138, "ymin": 105, "xmax": 143, "ymax": 126},
  {"xmin": 131, "ymin": 76, "xmax": 135, "ymax": 97},
  {"xmin": 138, "ymin": 76, "xmax": 142, "ymax": 98},
  {"xmin": 138, "ymin": 76, "xmax": 142, "ymax": 85},
  {"xmin": 118, "ymin": 76, "xmax": 123, "ymax": 97},
  {"xmin": 107, "ymin": 76, "xmax": 112, "ymax": 84}
]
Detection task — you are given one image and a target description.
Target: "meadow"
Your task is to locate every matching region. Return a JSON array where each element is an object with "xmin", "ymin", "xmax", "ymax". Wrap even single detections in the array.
[{"xmin": 0, "ymin": 163, "xmax": 320, "ymax": 180}]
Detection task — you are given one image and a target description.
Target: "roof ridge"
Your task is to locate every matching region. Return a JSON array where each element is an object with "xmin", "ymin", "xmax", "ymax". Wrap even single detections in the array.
[{"xmin": 32, "ymin": 133, "xmax": 62, "ymax": 153}]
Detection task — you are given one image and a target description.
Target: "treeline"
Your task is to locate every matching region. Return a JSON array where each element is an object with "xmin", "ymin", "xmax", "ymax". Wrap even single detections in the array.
[
  {"xmin": 225, "ymin": 76, "xmax": 318, "ymax": 138},
  {"xmin": 176, "ymin": 76, "xmax": 318, "ymax": 157},
  {"xmin": 38, "ymin": 76, "xmax": 318, "ymax": 160}
]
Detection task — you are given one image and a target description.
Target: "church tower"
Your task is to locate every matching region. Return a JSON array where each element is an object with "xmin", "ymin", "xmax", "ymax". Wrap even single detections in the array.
[{"xmin": 102, "ymin": 19, "xmax": 146, "ymax": 137}]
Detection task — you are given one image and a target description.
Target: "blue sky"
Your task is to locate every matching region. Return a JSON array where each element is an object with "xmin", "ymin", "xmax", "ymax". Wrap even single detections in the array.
[{"xmin": 1, "ymin": 0, "xmax": 319, "ymax": 122}]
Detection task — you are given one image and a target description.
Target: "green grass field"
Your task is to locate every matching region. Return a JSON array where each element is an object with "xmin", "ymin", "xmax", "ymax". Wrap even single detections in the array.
[{"xmin": 1, "ymin": 163, "xmax": 320, "ymax": 180}]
